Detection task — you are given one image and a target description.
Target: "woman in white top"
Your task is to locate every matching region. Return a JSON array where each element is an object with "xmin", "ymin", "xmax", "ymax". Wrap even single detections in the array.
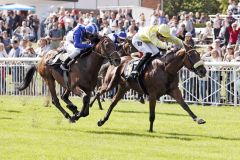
[
  {"xmin": 210, "ymin": 49, "xmax": 222, "ymax": 104},
  {"xmin": 36, "ymin": 38, "xmax": 51, "ymax": 57},
  {"xmin": 0, "ymin": 43, "xmax": 8, "ymax": 58}
]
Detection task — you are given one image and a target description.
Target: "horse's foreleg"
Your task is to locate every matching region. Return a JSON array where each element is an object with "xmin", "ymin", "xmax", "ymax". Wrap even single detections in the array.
[
  {"xmin": 148, "ymin": 95, "xmax": 156, "ymax": 132},
  {"xmin": 61, "ymin": 89, "xmax": 79, "ymax": 114},
  {"xmin": 47, "ymin": 79, "xmax": 75, "ymax": 123},
  {"xmin": 74, "ymin": 93, "xmax": 91, "ymax": 120},
  {"xmin": 97, "ymin": 96, "xmax": 103, "ymax": 110},
  {"xmin": 98, "ymin": 85, "xmax": 128, "ymax": 127},
  {"xmin": 169, "ymin": 88, "xmax": 206, "ymax": 124}
]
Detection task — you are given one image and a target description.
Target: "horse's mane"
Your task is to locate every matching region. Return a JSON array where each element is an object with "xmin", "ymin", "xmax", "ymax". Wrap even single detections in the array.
[{"xmin": 160, "ymin": 49, "xmax": 185, "ymax": 63}]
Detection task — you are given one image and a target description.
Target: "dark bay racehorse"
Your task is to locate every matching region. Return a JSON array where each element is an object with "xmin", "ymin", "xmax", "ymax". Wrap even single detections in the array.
[
  {"xmin": 18, "ymin": 36, "xmax": 121, "ymax": 122},
  {"xmin": 94, "ymin": 44, "xmax": 207, "ymax": 132},
  {"xmin": 91, "ymin": 38, "xmax": 144, "ymax": 109}
]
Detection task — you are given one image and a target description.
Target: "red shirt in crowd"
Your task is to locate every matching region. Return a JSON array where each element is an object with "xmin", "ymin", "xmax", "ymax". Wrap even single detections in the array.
[{"xmin": 227, "ymin": 26, "xmax": 240, "ymax": 44}]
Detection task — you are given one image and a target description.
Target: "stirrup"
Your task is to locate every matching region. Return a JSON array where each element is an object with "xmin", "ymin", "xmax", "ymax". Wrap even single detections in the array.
[{"xmin": 60, "ymin": 64, "xmax": 69, "ymax": 71}]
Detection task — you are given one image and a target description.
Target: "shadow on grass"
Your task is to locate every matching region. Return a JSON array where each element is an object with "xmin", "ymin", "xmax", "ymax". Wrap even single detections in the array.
[
  {"xmin": 85, "ymin": 130, "xmax": 192, "ymax": 141},
  {"xmin": 3, "ymin": 110, "xmax": 21, "ymax": 113},
  {"xmin": 163, "ymin": 132, "xmax": 240, "ymax": 141},
  {"xmin": 114, "ymin": 110, "xmax": 188, "ymax": 117},
  {"xmin": 0, "ymin": 117, "xmax": 13, "ymax": 120}
]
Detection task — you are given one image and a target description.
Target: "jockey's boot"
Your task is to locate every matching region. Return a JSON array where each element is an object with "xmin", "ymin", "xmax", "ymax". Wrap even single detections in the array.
[
  {"xmin": 60, "ymin": 57, "xmax": 72, "ymax": 71},
  {"xmin": 129, "ymin": 52, "xmax": 152, "ymax": 79}
]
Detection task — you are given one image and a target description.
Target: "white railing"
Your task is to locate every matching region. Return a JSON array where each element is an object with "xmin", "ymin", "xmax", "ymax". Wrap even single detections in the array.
[{"xmin": 0, "ymin": 58, "xmax": 240, "ymax": 106}]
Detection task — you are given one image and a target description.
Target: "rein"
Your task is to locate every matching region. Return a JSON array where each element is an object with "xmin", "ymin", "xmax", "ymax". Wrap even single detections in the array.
[{"xmin": 92, "ymin": 36, "xmax": 118, "ymax": 65}]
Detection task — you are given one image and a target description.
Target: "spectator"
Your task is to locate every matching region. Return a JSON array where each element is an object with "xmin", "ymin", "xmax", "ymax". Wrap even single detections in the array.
[
  {"xmin": 176, "ymin": 23, "xmax": 187, "ymax": 41},
  {"xmin": 170, "ymin": 19, "xmax": 178, "ymax": 36},
  {"xmin": 116, "ymin": 20, "xmax": 126, "ymax": 33},
  {"xmin": 159, "ymin": 11, "xmax": 168, "ymax": 24},
  {"xmin": 13, "ymin": 21, "xmax": 32, "ymax": 40},
  {"xmin": 199, "ymin": 12, "xmax": 208, "ymax": 24},
  {"xmin": 0, "ymin": 42, "xmax": 8, "ymax": 57},
  {"xmin": 213, "ymin": 13, "xmax": 222, "ymax": 39},
  {"xmin": 35, "ymin": 38, "xmax": 51, "ymax": 57},
  {"xmin": 109, "ymin": 11, "xmax": 118, "ymax": 33},
  {"xmin": 127, "ymin": 25, "xmax": 136, "ymax": 38},
  {"xmin": 8, "ymin": 39, "xmax": 21, "ymax": 57},
  {"xmin": 182, "ymin": 14, "xmax": 194, "ymax": 34},
  {"xmin": 212, "ymin": 39, "xmax": 223, "ymax": 58},
  {"xmin": 100, "ymin": 20, "xmax": 112, "ymax": 35},
  {"xmin": 228, "ymin": 0, "xmax": 238, "ymax": 15},
  {"xmin": 0, "ymin": 43, "xmax": 7, "ymax": 94},
  {"xmin": 202, "ymin": 45, "xmax": 214, "ymax": 60},
  {"xmin": 224, "ymin": 44, "xmax": 235, "ymax": 61},
  {"xmin": 210, "ymin": 49, "xmax": 222, "ymax": 104},
  {"xmin": 184, "ymin": 32, "xmax": 195, "ymax": 47},
  {"xmin": 1, "ymin": 31, "xmax": 11, "ymax": 53},
  {"xmin": 0, "ymin": 20, "xmax": 6, "ymax": 34},
  {"xmin": 64, "ymin": 11, "xmax": 74, "ymax": 33},
  {"xmin": 227, "ymin": 22, "xmax": 240, "ymax": 45},
  {"xmin": 48, "ymin": 22, "xmax": 63, "ymax": 49},
  {"xmin": 199, "ymin": 21, "xmax": 213, "ymax": 44},
  {"xmin": 224, "ymin": 44, "xmax": 235, "ymax": 103}
]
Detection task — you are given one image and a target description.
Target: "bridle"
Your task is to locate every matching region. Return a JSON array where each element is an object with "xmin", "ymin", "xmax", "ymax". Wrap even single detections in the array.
[
  {"xmin": 92, "ymin": 36, "xmax": 119, "ymax": 65},
  {"xmin": 183, "ymin": 48, "xmax": 204, "ymax": 73}
]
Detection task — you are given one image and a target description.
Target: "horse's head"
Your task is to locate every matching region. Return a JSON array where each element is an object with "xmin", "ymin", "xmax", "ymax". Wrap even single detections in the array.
[
  {"xmin": 116, "ymin": 38, "xmax": 138, "ymax": 57},
  {"xmin": 181, "ymin": 43, "xmax": 206, "ymax": 78},
  {"xmin": 95, "ymin": 36, "xmax": 121, "ymax": 66}
]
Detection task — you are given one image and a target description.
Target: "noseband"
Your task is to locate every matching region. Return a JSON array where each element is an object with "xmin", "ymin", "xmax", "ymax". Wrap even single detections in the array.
[{"xmin": 184, "ymin": 49, "xmax": 204, "ymax": 73}]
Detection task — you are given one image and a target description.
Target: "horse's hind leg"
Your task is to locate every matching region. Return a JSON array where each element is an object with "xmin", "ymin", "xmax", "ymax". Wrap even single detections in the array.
[
  {"xmin": 90, "ymin": 90, "xmax": 103, "ymax": 110},
  {"xmin": 47, "ymin": 79, "xmax": 75, "ymax": 123},
  {"xmin": 169, "ymin": 88, "xmax": 206, "ymax": 124},
  {"xmin": 98, "ymin": 84, "xmax": 128, "ymax": 127},
  {"xmin": 61, "ymin": 89, "xmax": 79, "ymax": 114}
]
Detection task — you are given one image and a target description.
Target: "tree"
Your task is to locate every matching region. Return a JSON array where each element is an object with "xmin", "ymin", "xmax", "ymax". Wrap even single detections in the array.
[{"xmin": 163, "ymin": 0, "xmax": 223, "ymax": 16}]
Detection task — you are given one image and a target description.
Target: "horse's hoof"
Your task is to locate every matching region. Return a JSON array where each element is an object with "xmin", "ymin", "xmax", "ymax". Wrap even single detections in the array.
[
  {"xmin": 97, "ymin": 120, "xmax": 104, "ymax": 127},
  {"xmin": 139, "ymin": 98, "xmax": 145, "ymax": 104},
  {"xmin": 194, "ymin": 118, "xmax": 206, "ymax": 124},
  {"xmin": 69, "ymin": 116, "xmax": 76, "ymax": 123},
  {"xmin": 197, "ymin": 118, "xmax": 206, "ymax": 124}
]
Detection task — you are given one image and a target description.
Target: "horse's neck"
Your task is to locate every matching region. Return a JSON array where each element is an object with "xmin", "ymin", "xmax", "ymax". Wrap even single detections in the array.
[
  {"xmin": 165, "ymin": 55, "xmax": 184, "ymax": 74},
  {"xmin": 78, "ymin": 52, "xmax": 103, "ymax": 74}
]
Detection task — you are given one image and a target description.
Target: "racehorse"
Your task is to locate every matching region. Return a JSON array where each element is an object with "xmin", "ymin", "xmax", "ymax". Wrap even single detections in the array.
[
  {"xmin": 91, "ymin": 37, "xmax": 144, "ymax": 109},
  {"xmin": 93, "ymin": 43, "xmax": 207, "ymax": 132},
  {"xmin": 18, "ymin": 36, "xmax": 121, "ymax": 122}
]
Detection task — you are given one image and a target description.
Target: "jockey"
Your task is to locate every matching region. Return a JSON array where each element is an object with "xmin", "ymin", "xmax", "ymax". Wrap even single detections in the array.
[
  {"xmin": 60, "ymin": 21, "xmax": 99, "ymax": 71},
  {"xmin": 129, "ymin": 24, "xmax": 183, "ymax": 78},
  {"xmin": 107, "ymin": 32, "xmax": 127, "ymax": 49}
]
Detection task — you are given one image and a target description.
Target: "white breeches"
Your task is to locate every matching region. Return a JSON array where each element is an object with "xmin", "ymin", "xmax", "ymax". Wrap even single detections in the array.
[
  {"xmin": 132, "ymin": 33, "xmax": 159, "ymax": 56},
  {"xmin": 64, "ymin": 41, "xmax": 82, "ymax": 59}
]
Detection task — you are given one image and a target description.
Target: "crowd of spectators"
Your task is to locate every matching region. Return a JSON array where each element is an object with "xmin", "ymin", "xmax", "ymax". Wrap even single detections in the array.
[{"xmin": 1, "ymin": 1, "xmax": 240, "ymax": 104}]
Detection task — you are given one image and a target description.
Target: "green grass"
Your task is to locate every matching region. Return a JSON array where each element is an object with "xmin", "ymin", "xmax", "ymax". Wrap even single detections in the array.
[{"xmin": 0, "ymin": 96, "xmax": 240, "ymax": 160}]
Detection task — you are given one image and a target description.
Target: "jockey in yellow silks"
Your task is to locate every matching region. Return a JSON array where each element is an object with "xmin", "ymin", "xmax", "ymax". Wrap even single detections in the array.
[{"xmin": 129, "ymin": 24, "xmax": 183, "ymax": 78}]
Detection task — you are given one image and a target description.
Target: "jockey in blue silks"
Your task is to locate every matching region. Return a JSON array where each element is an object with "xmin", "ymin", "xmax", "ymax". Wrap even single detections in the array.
[
  {"xmin": 61, "ymin": 21, "xmax": 99, "ymax": 71},
  {"xmin": 107, "ymin": 32, "xmax": 127, "ymax": 50}
]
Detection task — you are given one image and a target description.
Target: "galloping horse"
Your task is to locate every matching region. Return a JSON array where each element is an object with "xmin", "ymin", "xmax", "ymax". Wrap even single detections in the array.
[
  {"xmin": 18, "ymin": 36, "xmax": 121, "ymax": 122},
  {"xmin": 94, "ymin": 44, "xmax": 207, "ymax": 132}
]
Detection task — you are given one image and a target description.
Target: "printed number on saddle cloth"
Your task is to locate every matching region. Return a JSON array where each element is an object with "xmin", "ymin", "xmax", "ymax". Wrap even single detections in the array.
[{"xmin": 137, "ymin": 42, "xmax": 142, "ymax": 46}]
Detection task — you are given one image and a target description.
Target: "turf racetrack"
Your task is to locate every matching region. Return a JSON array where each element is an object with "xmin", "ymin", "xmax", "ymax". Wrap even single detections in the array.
[{"xmin": 0, "ymin": 96, "xmax": 240, "ymax": 160}]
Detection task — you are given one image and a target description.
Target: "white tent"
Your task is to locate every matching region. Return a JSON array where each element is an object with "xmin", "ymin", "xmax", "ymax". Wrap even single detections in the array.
[{"xmin": 0, "ymin": 3, "xmax": 35, "ymax": 11}]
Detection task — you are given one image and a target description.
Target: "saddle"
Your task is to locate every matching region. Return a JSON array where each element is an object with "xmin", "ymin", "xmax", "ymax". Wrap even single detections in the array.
[
  {"xmin": 123, "ymin": 54, "xmax": 160, "ymax": 80},
  {"xmin": 123, "ymin": 54, "xmax": 160, "ymax": 95},
  {"xmin": 47, "ymin": 48, "xmax": 92, "ymax": 66}
]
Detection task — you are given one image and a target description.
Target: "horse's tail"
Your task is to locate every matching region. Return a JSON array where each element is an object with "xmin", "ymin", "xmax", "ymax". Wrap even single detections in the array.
[{"xmin": 17, "ymin": 65, "xmax": 37, "ymax": 91}]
